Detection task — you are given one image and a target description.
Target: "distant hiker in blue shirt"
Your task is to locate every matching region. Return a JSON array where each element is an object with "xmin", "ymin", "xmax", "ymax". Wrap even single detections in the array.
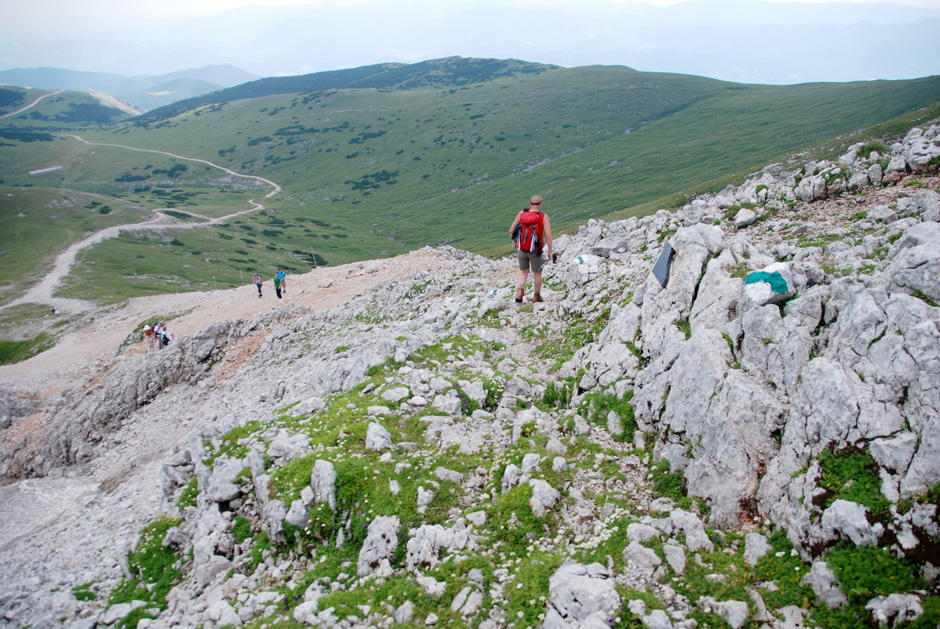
[
  {"xmin": 509, "ymin": 194, "xmax": 553, "ymax": 303},
  {"xmin": 274, "ymin": 268, "xmax": 286, "ymax": 299}
]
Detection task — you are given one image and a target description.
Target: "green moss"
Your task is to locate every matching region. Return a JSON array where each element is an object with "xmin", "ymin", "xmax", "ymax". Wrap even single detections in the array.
[
  {"xmin": 204, "ymin": 419, "xmax": 265, "ymax": 465},
  {"xmin": 233, "ymin": 515, "xmax": 252, "ymax": 544},
  {"xmin": 542, "ymin": 377, "xmax": 577, "ymax": 409},
  {"xmin": 752, "ymin": 529, "xmax": 813, "ymax": 609},
  {"xmin": 857, "ymin": 141, "xmax": 890, "ymax": 159},
  {"xmin": 247, "ymin": 530, "xmax": 271, "ymax": 572},
  {"xmin": 624, "ymin": 341, "xmax": 647, "ymax": 368},
  {"xmin": 675, "ymin": 319, "xmax": 691, "ymax": 340},
  {"xmin": 489, "ymin": 483, "xmax": 544, "ymax": 549},
  {"xmin": 650, "ymin": 458, "xmax": 685, "ymax": 502},
  {"xmin": 680, "ymin": 530, "xmax": 752, "ymax": 606},
  {"xmin": 811, "ymin": 543, "xmax": 930, "ymax": 628},
  {"xmin": 911, "ymin": 289, "xmax": 939, "ymax": 307}
]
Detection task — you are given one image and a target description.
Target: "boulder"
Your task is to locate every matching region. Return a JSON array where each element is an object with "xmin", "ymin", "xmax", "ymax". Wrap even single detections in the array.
[
  {"xmin": 821, "ymin": 500, "xmax": 884, "ymax": 546},
  {"xmin": 205, "ymin": 457, "xmax": 245, "ymax": 504},
  {"xmin": 734, "ymin": 208, "xmax": 757, "ymax": 229},
  {"xmin": 697, "ymin": 596, "xmax": 749, "ymax": 629},
  {"xmin": 543, "ymin": 561, "xmax": 620, "ymax": 629},
  {"xmin": 624, "ymin": 540, "xmax": 661, "ymax": 576},
  {"xmin": 365, "ymin": 422, "xmax": 393, "ymax": 450},
  {"xmin": 800, "ymin": 561, "xmax": 848, "ymax": 609},
  {"xmin": 529, "ymin": 479, "xmax": 561, "ymax": 517},
  {"xmin": 865, "ymin": 593, "xmax": 923, "ymax": 627},
  {"xmin": 266, "ymin": 430, "xmax": 309, "ymax": 463},
  {"xmin": 357, "ymin": 515, "xmax": 400, "ymax": 577},
  {"xmin": 311, "ymin": 459, "xmax": 337, "ymax": 510}
]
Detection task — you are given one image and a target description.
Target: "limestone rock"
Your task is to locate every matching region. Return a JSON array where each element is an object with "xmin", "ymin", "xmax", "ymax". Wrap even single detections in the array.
[
  {"xmin": 357, "ymin": 515, "xmax": 400, "ymax": 577},
  {"xmin": 365, "ymin": 422, "xmax": 393, "ymax": 450},
  {"xmin": 543, "ymin": 561, "xmax": 620, "ymax": 629}
]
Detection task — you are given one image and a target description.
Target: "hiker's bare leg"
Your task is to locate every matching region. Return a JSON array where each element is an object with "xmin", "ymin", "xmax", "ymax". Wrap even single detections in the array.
[
  {"xmin": 534, "ymin": 272, "xmax": 542, "ymax": 294},
  {"xmin": 515, "ymin": 268, "xmax": 528, "ymax": 302}
]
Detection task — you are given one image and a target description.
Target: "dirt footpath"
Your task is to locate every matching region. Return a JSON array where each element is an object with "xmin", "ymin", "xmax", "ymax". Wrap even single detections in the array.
[{"xmin": 0, "ymin": 250, "xmax": 465, "ymax": 399}]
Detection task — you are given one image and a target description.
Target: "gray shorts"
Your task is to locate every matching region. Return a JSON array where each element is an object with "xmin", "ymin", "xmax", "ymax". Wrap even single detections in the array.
[{"xmin": 517, "ymin": 250, "xmax": 545, "ymax": 273}]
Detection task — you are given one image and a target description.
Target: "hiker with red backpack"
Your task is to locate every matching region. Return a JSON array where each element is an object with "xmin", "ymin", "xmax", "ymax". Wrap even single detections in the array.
[{"xmin": 509, "ymin": 194, "xmax": 553, "ymax": 303}]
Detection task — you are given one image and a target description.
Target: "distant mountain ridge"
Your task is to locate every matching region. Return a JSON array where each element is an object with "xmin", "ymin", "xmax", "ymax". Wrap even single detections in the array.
[
  {"xmin": 141, "ymin": 57, "xmax": 553, "ymax": 120},
  {"xmin": 0, "ymin": 64, "xmax": 258, "ymax": 111},
  {"xmin": 1, "ymin": 0, "xmax": 938, "ymax": 83}
]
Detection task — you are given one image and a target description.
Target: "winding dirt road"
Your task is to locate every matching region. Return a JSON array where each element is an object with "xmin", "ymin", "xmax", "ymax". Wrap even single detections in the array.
[
  {"xmin": 2, "ymin": 136, "xmax": 281, "ymax": 311},
  {"xmin": 0, "ymin": 91, "xmax": 63, "ymax": 120},
  {"xmin": 0, "ymin": 132, "xmax": 498, "ymax": 399}
]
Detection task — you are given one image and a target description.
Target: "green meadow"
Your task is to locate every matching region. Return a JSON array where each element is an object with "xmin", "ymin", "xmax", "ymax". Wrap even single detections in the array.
[{"xmin": 2, "ymin": 59, "xmax": 939, "ymax": 303}]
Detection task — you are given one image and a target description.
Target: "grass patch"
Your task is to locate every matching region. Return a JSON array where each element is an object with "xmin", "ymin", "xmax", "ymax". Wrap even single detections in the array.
[
  {"xmin": 72, "ymin": 581, "xmax": 98, "ymax": 602},
  {"xmin": 816, "ymin": 447, "xmax": 891, "ymax": 516},
  {"xmin": 0, "ymin": 332, "xmax": 55, "ymax": 365},
  {"xmin": 108, "ymin": 515, "xmax": 185, "ymax": 627},
  {"xmin": 533, "ymin": 308, "xmax": 610, "ymax": 373},
  {"xmin": 577, "ymin": 391, "xmax": 636, "ymax": 442}
]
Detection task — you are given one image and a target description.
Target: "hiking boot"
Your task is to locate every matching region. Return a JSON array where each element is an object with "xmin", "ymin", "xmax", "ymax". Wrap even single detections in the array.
[
  {"xmin": 533, "ymin": 292, "xmax": 543, "ymax": 303},
  {"xmin": 514, "ymin": 287, "xmax": 525, "ymax": 303}
]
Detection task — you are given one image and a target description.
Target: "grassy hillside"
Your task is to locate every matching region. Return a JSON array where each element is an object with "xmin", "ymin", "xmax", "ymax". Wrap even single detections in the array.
[
  {"xmin": 0, "ymin": 87, "xmax": 138, "ymax": 128},
  {"xmin": 0, "ymin": 186, "xmax": 151, "ymax": 300},
  {"xmin": 2, "ymin": 58, "xmax": 939, "ymax": 304}
]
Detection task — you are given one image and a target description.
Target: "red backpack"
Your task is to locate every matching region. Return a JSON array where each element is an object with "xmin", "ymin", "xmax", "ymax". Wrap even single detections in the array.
[{"xmin": 513, "ymin": 210, "xmax": 545, "ymax": 254}]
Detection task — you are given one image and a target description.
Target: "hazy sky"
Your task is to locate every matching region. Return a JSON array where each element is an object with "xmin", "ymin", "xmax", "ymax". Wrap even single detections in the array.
[
  {"xmin": 8, "ymin": 0, "xmax": 940, "ymax": 22},
  {"xmin": 2, "ymin": 0, "xmax": 939, "ymax": 83}
]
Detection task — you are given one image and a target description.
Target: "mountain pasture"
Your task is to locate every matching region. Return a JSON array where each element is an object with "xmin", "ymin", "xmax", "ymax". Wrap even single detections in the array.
[{"xmin": 2, "ymin": 58, "xmax": 940, "ymax": 303}]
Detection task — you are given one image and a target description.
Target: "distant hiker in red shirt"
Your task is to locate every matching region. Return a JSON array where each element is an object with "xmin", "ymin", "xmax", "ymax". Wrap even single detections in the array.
[{"xmin": 509, "ymin": 194, "xmax": 553, "ymax": 303}]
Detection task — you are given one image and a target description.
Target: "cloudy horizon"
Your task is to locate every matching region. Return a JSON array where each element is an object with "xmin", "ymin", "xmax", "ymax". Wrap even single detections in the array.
[{"xmin": 1, "ymin": 0, "xmax": 939, "ymax": 85}]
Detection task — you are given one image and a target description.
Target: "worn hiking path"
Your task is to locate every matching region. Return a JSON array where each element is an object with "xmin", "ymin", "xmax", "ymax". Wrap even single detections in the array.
[
  {"xmin": 0, "ymin": 249, "xmax": 500, "ymax": 405},
  {"xmin": 1, "ymin": 136, "xmax": 281, "ymax": 312}
]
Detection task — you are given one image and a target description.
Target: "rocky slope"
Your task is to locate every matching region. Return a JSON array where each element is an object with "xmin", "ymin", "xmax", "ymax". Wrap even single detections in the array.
[{"xmin": 1, "ymin": 124, "xmax": 939, "ymax": 629}]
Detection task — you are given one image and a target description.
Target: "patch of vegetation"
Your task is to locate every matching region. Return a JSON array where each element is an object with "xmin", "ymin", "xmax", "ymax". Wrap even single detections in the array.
[
  {"xmin": 505, "ymin": 552, "xmax": 566, "ymax": 628},
  {"xmin": 176, "ymin": 477, "xmax": 198, "ymax": 509},
  {"xmin": 532, "ymin": 309, "xmax": 609, "ymax": 372},
  {"xmin": 911, "ymin": 289, "xmax": 939, "ymax": 308},
  {"xmin": 108, "ymin": 516, "xmax": 185, "ymax": 627},
  {"xmin": 72, "ymin": 581, "xmax": 97, "ymax": 602},
  {"xmin": 204, "ymin": 419, "xmax": 265, "ymax": 465},
  {"xmin": 577, "ymin": 391, "xmax": 636, "ymax": 442},
  {"xmin": 812, "ymin": 543, "xmax": 934, "ymax": 628},
  {"xmin": 675, "ymin": 318, "xmax": 691, "ymax": 340},
  {"xmin": 542, "ymin": 376, "xmax": 578, "ymax": 409},
  {"xmin": 0, "ymin": 332, "xmax": 55, "ymax": 365},
  {"xmin": 489, "ymin": 482, "xmax": 545, "ymax": 549},
  {"xmin": 856, "ymin": 141, "xmax": 890, "ymax": 159},
  {"xmin": 816, "ymin": 448, "xmax": 891, "ymax": 516}
]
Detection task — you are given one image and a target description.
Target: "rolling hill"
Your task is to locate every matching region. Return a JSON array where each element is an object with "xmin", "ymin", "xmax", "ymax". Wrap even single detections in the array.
[
  {"xmin": 1, "ymin": 57, "xmax": 939, "ymax": 305},
  {"xmin": 0, "ymin": 64, "xmax": 258, "ymax": 111}
]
